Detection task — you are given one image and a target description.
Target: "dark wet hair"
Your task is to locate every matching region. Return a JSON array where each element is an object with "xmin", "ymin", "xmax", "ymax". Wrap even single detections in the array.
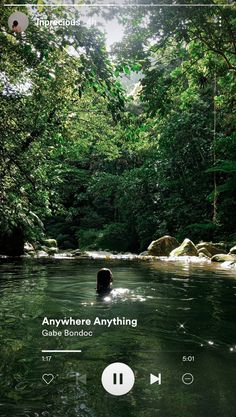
[
  {"xmin": 12, "ymin": 20, "xmax": 18, "ymax": 27},
  {"xmin": 96, "ymin": 268, "xmax": 113, "ymax": 294}
]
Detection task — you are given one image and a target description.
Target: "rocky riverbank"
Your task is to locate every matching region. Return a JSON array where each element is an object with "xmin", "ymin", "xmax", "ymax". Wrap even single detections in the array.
[
  {"xmin": 144, "ymin": 236, "xmax": 236, "ymax": 270},
  {"xmin": 9, "ymin": 235, "xmax": 234, "ymax": 271}
]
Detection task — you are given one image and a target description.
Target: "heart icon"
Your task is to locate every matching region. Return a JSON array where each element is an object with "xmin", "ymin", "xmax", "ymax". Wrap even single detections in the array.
[{"xmin": 42, "ymin": 373, "xmax": 55, "ymax": 385}]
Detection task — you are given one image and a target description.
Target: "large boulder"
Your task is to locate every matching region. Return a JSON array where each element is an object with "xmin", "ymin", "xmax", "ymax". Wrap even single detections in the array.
[
  {"xmin": 197, "ymin": 247, "xmax": 212, "ymax": 258},
  {"xmin": 43, "ymin": 238, "xmax": 58, "ymax": 248},
  {"xmin": 211, "ymin": 254, "xmax": 236, "ymax": 263},
  {"xmin": 36, "ymin": 250, "xmax": 49, "ymax": 258},
  {"xmin": 41, "ymin": 246, "xmax": 58, "ymax": 255},
  {"xmin": 170, "ymin": 238, "xmax": 198, "ymax": 257},
  {"xmin": 147, "ymin": 236, "xmax": 179, "ymax": 256},
  {"xmin": 196, "ymin": 242, "xmax": 226, "ymax": 256},
  {"xmin": 24, "ymin": 242, "xmax": 35, "ymax": 253}
]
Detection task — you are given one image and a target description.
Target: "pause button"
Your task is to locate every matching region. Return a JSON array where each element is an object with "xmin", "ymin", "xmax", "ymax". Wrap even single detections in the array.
[
  {"xmin": 101, "ymin": 363, "xmax": 135, "ymax": 396},
  {"xmin": 113, "ymin": 372, "xmax": 123, "ymax": 385}
]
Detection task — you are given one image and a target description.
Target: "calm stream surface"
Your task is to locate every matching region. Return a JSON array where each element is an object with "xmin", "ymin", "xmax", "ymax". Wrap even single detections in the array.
[{"xmin": 0, "ymin": 258, "xmax": 236, "ymax": 417}]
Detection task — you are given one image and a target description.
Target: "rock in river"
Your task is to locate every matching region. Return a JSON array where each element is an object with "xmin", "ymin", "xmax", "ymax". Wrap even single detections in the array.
[
  {"xmin": 211, "ymin": 254, "xmax": 236, "ymax": 263},
  {"xmin": 24, "ymin": 242, "xmax": 35, "ymax": 253},
  {"xmin": 147, "ymin": 236, "xmax": 179, "ymax": 256},
  {"xmin": 41, "ymin": 246, "xmax": 58, "ymax": 255},
  {"xmin": 43, "ymin": 239, "xmax": 58, "ymax": 248},
  {"xmin": 197, "ymin": 247, "xmax": 212, "ymax": 258},
  {"xmin": 229, "ymin": 245, "xmax": 236, "ymax": 255},
  {"xmin": 170, "ymin": 238, "xmax": 198, "ymax": 257},
  {"xmin": 196, "ymin": 242, "xmax": 226, "ymax": 256},
  {"xmin": 35, "ymin": 250, "xmax": 49, "ymax": 258}
]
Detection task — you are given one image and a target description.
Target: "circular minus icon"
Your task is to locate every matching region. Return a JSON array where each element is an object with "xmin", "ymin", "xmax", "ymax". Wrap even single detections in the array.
[
  {"xmin": 182, "ymin": 373, "xmax": 194, "ymax": 385},
  {"xmin": 101, "ymin": 362, "xmax": 135, "ymax": 396}
]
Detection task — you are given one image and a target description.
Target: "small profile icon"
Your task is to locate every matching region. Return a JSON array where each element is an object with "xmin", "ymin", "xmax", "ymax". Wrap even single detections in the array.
[{"xmin": 8, "ymin": 11, "xmax": 29, "ymax": 33}]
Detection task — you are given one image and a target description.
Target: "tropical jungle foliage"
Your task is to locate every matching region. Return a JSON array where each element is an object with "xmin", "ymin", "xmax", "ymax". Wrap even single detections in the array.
[{"xmin": 0, "ymin": 1, "xmax": 235, "ymax": 254}]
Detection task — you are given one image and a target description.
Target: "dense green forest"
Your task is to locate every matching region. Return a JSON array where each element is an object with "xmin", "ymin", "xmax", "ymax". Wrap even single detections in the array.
[{"xmin": 0, "ymin": 1, "xmax": 235, "ymax": 255}]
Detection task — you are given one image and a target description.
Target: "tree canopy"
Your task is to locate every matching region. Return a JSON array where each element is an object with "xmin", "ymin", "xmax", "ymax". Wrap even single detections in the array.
[{"xmin": 0, "ymin": 2, "xmax": 235, "ymax": 254}]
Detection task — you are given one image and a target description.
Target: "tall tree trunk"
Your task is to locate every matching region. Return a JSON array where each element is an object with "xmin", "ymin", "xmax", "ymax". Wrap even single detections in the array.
[{"xmin": 213, "ymin": 72, "xmax": 218, "ymax": 224}]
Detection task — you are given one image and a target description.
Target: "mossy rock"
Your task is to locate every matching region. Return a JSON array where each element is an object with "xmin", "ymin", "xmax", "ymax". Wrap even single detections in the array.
[
  {"xmin": 197, "ymin": 247, "xmax": 212, "ymax": 258},
  {"xmin": 24, "ymin": 242, "xmax": 35, "ymax": 253},
  {"xmin": 71, "ymin": 249, "xmax": 82, "ymax": 257},
  {"xmin": 147, "ymin": 236, "xmax": 179, "ymax": 256},
  {"xmin": 28, "ymin": 251, "xmax": 37, "ymax": 257},
  {"xmin": 36, "ymin": 250, "xmax": 49, "ymax": 258},
  {"xmin": 170, "ymin": 238, "xmax": 198, "ymax": 257},
  {"xmin": 47, "ymin": 247, "xmax": 58, "ymax": 255},
  {"xmin": 199, "ymin": 252, "xmax": 210, "ymax": 259},
  {"xmin": 229, "ymin": 245, "xmax": 236, "ymax": 255},
  {"xmin": 196, "ymin": 242, "xmax": 226, "ymax": 256},
  {"xmin": 211, "ymin": 254, "xmax": 236, "ymax": 262},
  {"xmin": 43, "ymin": 239, "xmax": 58, "ymax": 248}
]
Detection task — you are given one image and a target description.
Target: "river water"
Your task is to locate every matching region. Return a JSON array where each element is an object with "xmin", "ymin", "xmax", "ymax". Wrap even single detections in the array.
[{"xmin": 0, "ymin": 258, "xmax": 236, "ymax": 417}]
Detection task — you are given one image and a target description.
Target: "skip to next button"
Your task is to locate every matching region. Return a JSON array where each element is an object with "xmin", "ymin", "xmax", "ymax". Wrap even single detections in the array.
[{"xmin": 150, "ymin": 373, "xmax": 162, "ymax": 385}]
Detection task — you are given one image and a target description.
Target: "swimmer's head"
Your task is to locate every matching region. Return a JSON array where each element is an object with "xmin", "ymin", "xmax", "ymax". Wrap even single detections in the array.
[{"xmin": 96, "ymin": 268, "xmax": 113, "ymax": 294}]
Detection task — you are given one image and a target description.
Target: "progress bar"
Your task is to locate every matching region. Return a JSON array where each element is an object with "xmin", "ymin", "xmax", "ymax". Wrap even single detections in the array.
[
  {"xmin": 3, "ymin": 4, "xmax": 235, "ymax": 7},
  {"xmin": 42, "ymin": 349, "xmax": 82, "ymax": 353}
]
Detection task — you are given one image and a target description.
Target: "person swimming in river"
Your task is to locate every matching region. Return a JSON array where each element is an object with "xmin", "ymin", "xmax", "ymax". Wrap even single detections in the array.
[{"xmin": 96, "ymin": 268, "xmax": 113, "ymax": 294}]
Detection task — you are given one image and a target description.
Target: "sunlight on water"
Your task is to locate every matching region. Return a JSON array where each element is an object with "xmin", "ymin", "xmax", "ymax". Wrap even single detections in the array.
[{"xmin": 0, "ymin": 258, "xmax": 236, "ymax": 417}]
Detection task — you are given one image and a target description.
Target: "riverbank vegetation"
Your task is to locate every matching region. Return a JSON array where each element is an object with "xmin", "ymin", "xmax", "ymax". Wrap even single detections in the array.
[{"xmin": 0, "ymin": 1, "xmax": 235, "ymax": 255}]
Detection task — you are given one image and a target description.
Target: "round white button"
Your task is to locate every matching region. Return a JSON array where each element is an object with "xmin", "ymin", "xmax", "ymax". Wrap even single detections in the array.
[
  {"xmin": 101, "ymin": 362, "xmax": 135, "ymax": 396},
  {"xmin": 182, "ymin": 373, "xmax": 194, "ymax": 385}
]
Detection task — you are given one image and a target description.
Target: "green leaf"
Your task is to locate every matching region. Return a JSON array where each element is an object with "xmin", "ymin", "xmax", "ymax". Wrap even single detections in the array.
[{"xmin": 37, "ymin": 0, "xmax": 44, "ymax": 12}]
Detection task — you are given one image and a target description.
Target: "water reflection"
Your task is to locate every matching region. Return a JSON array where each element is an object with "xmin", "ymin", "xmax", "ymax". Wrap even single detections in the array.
[{"xmin": 0, "ymin": 258, "xmax": 236, "ymax": 417}]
